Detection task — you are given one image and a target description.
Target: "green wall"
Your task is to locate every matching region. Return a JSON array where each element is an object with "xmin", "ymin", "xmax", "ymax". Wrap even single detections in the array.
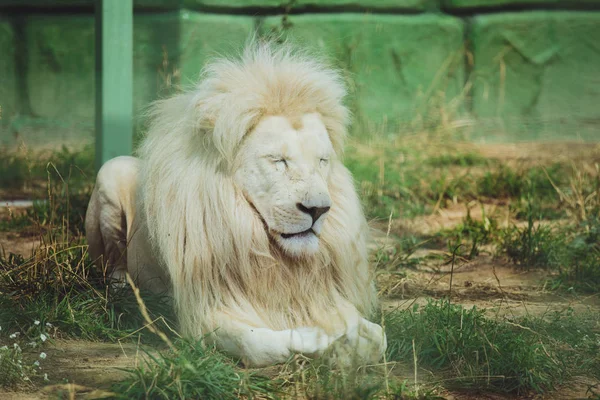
[{"xmin": 0, "ymin": 1, "xmax": 599, "ymax": 148}]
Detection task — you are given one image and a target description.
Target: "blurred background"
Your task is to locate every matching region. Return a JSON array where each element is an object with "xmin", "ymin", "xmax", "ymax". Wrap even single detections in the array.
[{"xmin": 1, "ymin": 0, "xmax": 599, "ymax": 151}]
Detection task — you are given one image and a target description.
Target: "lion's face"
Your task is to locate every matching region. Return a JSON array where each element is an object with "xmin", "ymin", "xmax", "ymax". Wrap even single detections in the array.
[{"xmin": 234, "ymin": 113, "xmax": 334, "ymax": 257}]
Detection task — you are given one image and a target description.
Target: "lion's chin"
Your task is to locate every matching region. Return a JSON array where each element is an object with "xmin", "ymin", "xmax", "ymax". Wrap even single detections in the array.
[{"xmin": 274, "ymin": 232, "xmax": 320, "ymax": 257}]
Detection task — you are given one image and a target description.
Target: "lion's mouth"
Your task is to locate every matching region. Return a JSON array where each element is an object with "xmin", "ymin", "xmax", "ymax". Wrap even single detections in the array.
[
  {"xmin": 280, "ymin": 228, "xmax": 315, "ymax": 239},
  {"xmin": 243, "ymin": 196, "xmax": 318, "ymax": 241}
]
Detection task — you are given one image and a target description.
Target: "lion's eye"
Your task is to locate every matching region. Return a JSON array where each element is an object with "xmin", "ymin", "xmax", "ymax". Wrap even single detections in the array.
[
  {"xmin": 274, "ymin": 158, "xmax": 288, "ymax": 168},
  {"xmin": 319, "ymin": 158, "xmax": 329, "ymax": 167}
]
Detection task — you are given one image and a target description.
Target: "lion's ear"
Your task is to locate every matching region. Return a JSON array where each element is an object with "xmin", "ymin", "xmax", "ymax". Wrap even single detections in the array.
[
  {"xmin": 195, "ymin": 105, "xmax": 217, "ymax": 132},
  {"xmin": 193, "ymin": 93, "xmax": 260, "ymax": 163}
]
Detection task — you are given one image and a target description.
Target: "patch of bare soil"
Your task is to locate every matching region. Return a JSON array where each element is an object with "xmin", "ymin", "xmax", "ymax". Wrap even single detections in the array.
[
  {"xmin": 0, "ymin": 232, "xmax": 40, "ymax": 257},
  {"xmin": 0, "ymin": 341, "xmax": 144, "ymax": 400},
  {"xmin": 375, "ymin": 202, "xmax": 567, "ymax": 239},
  {"xmin": 379, "ymin": 257, "xmax": 600, "ymax": 318},
  {"xmin": 472, "ymin": 142, "xmax": 600, "ymax": 165},
  {"xmin": 372, "ymin": 207, "xmax": 599, "ymax": 318},
  {"xmin": 0, "ymin": 206, "xmax": 41, "ymax": 257}
]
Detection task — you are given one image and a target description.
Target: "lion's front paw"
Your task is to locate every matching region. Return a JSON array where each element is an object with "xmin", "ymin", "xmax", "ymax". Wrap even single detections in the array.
[
  {"xmin": 329, "ymin": 319, "xmax": 387, "ymax": 366},
  {"xmin": 288, "ymin": 327, "xmax": 337, "ymax": 357}
]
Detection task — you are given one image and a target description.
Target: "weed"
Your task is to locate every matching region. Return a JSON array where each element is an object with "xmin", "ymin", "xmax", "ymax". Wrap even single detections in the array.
[
  {"xmin": 477, "ymin": 164, "xmax": 566, "ymax": 201},
  {"xmin": 374, "ymin": 235, "xmax": 424, "ymax": 271},
  {"xmin": 500, "ymin": 223, "xmax": 564, "ymax": 269},
  {"xmin": 0, "ymin": 150, "xmax": 30, "ymax": 190},
  {"xmin": 0, "ymin": 146, "xmax": 94, "ymax": 234},
  {"xmin": 499, "ymin": 192, "xmax": 565, "ymax": 269},
  {"xmin": 0, "ymin": 343, "xmax": 32, "ymax": 388},
  {"xmin": 439, "ymin": 205, "xmax": 498, "ymax": 259},
  {"xmin": 0, "ymin": 320, "xmax": 53, "ymax": 388},
  {"xmin": 500, "ymin": 195, "xmax": 600, "ymax": 290},
  {"xmin": 548, "ymin": 162, "xmax": 600, "ymax": 223},
  {"xmin": 552, "ymin": 216, "xmax": 600, "ymax": 292},
  {"xmin": 0, "ymin": 146, "xmax": 94, "ymax": 194},
  {"xmin": 427, "ymin": 152, "xmax": 488, "ymax": 168},
  {"xmin": 477, "ymin": 167, "xmax": 525, "ymax": 199}
]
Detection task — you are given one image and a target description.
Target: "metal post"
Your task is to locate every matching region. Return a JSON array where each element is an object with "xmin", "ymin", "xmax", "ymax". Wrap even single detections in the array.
[{"xmin": 95, "ymin": 0, "xmax": 133, "ymax": 171}]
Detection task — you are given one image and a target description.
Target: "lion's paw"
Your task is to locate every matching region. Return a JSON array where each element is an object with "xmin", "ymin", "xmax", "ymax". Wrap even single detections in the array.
[
  {"xmin": 328, "ymin": 319, "xmax": 387, "ymax": 366},
  {"xmin": 288, "ymin": 327, "xmax": 337, "ymax": 357}
]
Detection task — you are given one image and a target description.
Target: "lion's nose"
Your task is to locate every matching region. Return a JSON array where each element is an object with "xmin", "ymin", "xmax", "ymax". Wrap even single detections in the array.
[{"xmin": 297, "ymin": 203, "xmax": 331, "ymax": 223}]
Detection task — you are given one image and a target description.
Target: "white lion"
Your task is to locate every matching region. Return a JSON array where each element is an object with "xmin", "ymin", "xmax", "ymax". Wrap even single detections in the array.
[{"xmin": 85, "ymin": 41, "xmax": 387, "ymax": 367}]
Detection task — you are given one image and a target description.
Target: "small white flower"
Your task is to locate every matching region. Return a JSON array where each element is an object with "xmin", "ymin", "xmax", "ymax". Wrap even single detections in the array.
[
  {"xmin": 45, "ymin": 322, "xmax": 53, "ymax": 328},
  {"xmin": 34, "ymin": 361, "xmax": 40, "ymax": 367},
  {"xmin": 40, "ymin": 334, "xmax": 48, "ymax": 342},
  {"xmin": 39, "ymin": 352, "xmax": 47, "ymax": 360},
  {"xmin": 44, "ymin": 373, "xmax": 49, "ymax": 381},
  {"xmin": 9, "ymin": 332, "xmax": 19, "ymax": 339},
  {"xmin": 34, "ymin": 320, "xmax": 40, "ymax": 326},
  {"xmin": 13, "ymin": 343, "xmax": 20, "ymax": 350},
  {"xmin": 28, "ymin": 342, "xmax": 37, "ymax": 348}
]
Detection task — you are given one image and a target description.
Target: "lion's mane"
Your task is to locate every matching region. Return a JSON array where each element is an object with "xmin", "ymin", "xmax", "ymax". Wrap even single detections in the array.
[{"xmin": 137, "ymin": 41, "xmax": 377, "ymax": 338}]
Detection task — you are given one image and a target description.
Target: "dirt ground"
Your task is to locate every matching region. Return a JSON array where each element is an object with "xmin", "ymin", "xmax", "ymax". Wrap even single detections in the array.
[
  {"xmin": 0, "ymin": 342, "xmax": 143, "ymax": 400},
  {"xmin": 1, "ymin": 142, "xmax": 599, "ymax": 399}
]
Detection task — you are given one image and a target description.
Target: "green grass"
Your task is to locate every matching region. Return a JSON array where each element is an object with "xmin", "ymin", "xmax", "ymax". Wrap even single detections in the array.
[
  {"xmin": 0, "ymin": 244, "xmax": 175, "ymax": 343},
  {"xmin": 1, "ymin": 144, "xmax": 600, "ymax": 397},
  {"xmin": 345, "ymin": 143, "xmax": 480, "ymax": 219},
  {"xmin": 0, "ymin": 146, "xmax": 94, "ymax": 234},
  {"xmin": 476, "ymin": 164, "xmax": 566, "ymax": 201},
  {"xmin": 0, "ymin": 151, "xmax": 30, "ymax": 190},
  {"xmin": 499, "ymin": 195, "xmax": 600, "ymax": 292},
  {"xmin": 437, "ymin": 207, "xmax": 498, "ymax": 260},
  {"xmin": 113, "ymin": 338, "xmax": 445, "ymax": 400},
  {"xmin": 0, "ymin": 155, "xmax": 174, "ymax": 343},
  {"xmin": 344, "ymin": 140, "xmax": 571, "ymax": 221},
  {"xmin": 112, "ymin": 338, "xmax": 277, "ymax": 400},
  {"xmin": 0, "ymin": 146, "xmax": 94, "ymax": 193},
  {"xmin": 427, "ymin": 152, "xmax": 489, "ymax": 168},
  {"xmin": 384, "ymin": 299, "xmax": 599, "ymax": 394},
  {"xmin": 500, "ymin": 218, "xmax": 565, "ymax": 270}
]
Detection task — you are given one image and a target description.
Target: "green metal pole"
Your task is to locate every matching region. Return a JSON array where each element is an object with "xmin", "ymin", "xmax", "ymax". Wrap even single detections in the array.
[{"xmin": 95, "ymin": 0, "xmax": 133, "ymax": 171}]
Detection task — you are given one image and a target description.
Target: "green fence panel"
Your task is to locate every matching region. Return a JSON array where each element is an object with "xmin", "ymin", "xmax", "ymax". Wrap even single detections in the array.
[
  {"xmin": 0, "ymin": 0, "xmax": 182, "ymax": 9},
  {"xmin": 178, "ymin": 12, "xmax": 255, "ymax": 82},
  {"xmin": 133, "ymin": 12, "xmax": 181, "ymax": 139},
  {"xmin": 27, "ymin": 16, "xmax": 95, "ymax": 122},
  {"xmin": 0, "ymin": 18, "xmax": 16, "ymax": 139},
  {"xmin": 444, "ymin": 0, "xmax": 600, "ymax": 9},
  {"xmin": 183, "ymin": 0, "xmax": 436, "ymax": 9},
  {"xmin": 262, "ymin": 14, "xmax": 465, "ymax": 134},
  {"xmin": 470, "ymin": 11, "xmax": 600, "ymax": 142}
]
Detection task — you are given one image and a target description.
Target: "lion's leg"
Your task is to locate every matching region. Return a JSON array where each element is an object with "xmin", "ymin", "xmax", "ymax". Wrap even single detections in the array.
[{"xmin": 85, "ymin": 156, "xmax": 140, "ymax": 286}]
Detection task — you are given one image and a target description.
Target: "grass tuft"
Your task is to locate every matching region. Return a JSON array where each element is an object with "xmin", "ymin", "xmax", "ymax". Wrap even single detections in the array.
[
  {"xmin": 112, "ymin": 338, "xmax": 277, "ymax": 400},
  {"xmin": 385, "ymin": 300, "xmax": 567, "ymax": 394}
]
